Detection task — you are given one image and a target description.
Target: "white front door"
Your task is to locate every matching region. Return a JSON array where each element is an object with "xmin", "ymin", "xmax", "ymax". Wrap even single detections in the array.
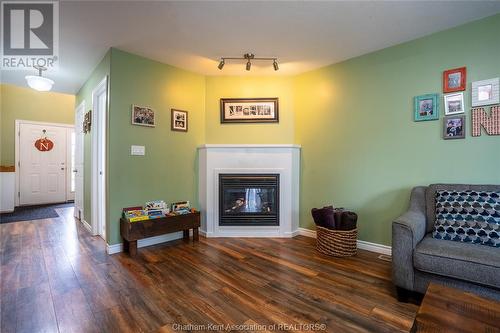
[
  {"xmin": 19, "ymin": 123, "xmax": 67, "ymax": 205},
  {"xmin": 74, "ymin": 103, "xmax": 85, "ymax": 219}
]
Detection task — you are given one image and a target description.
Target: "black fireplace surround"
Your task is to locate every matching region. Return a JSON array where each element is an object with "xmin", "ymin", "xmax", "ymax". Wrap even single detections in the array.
[{"xmin": 219, "ymin": 174, "xmax": 280, "ymax": 226}]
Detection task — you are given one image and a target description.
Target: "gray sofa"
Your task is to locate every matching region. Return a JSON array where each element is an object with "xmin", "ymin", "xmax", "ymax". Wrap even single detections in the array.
[{"xmin": 392, "ymin": 184, "xmax": 500, "ymax": 301}]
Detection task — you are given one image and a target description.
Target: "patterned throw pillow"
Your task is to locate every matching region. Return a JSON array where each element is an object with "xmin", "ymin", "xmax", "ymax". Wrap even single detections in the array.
[{"xmin": 432, "ymin": 190, "xmax": 500, "ymax": 247}]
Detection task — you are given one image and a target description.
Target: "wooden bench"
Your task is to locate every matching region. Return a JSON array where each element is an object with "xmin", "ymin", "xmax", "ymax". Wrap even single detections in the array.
[{"xmin": 120, "ymin": 212, "xmax": 200, "ymax": 256}]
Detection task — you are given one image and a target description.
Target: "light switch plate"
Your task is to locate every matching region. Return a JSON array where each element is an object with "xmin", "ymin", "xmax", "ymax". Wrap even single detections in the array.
[{"xmin": 131, "ymin": 145, "xmax": 145, "ymax": 156}]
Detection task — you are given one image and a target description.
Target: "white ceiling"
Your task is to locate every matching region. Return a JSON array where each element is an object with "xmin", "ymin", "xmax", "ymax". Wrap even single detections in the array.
[{"xmin": 2, "ymin": 1, "xmax": 500, "ymax": 94}]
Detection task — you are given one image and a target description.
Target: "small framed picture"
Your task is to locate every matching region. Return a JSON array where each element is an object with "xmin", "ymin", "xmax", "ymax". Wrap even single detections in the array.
[
  {"xmin": 444, "ymin": 92, "xmax": 465, "ymax": 115},
  {"xmin": 132, "ymin": 105, "xmax": 155, "ymax": 127},
  {"xmin": 414, "ymin": 94, "xmax": 439, "ymax": 121},
  {"xmin": 171, "ymin": 109, "xmax": 188, "ymax": 132},
  {"xmin": 443, "ymin": 67, "xmax": 466, "ymax": 93},
  {"xmin": 471, "ymin": 78, "xmax": 499, "ymax": 107},
  {"xmin": 443, "ymin": 115, "xmax": 465, "ymax": 139}
]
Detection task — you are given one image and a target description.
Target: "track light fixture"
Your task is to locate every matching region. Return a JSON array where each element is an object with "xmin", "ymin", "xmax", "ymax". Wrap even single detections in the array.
[
  {"xmin": 217, "ymin": 53, "xmax": 279, "ymax": 71},
  {"xmin": 273, "ymin": 60, "xmax": 279, "ymax": 71}
]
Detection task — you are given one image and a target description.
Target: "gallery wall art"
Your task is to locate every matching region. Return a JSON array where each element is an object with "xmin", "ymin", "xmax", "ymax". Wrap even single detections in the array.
[
  {"xmin": 443, "ymin": 67, "xmax": 466, "ymax": 93},
  {"xmin": 414, "ymin": 94, "xmax": 439, "ymax": 121},
  {"xmin": 472, "ymin": 105, "xmax": 500, "ymax": 136},
  {"xmin": 471, "ymin": 78, "xmax": 499, "ymax": 107},
  {"xmin": 443, "ymin": 115, "xmax": 465, "ymax": 139},
  {"xmin": 444, "ymin": 92, "xmax": 465, "ymax": 115}
]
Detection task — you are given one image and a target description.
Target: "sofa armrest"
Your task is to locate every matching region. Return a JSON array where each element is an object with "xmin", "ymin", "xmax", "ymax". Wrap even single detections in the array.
[{"xmin": 392, "ymin": 186, "xmax": 427, "ymax": 291}]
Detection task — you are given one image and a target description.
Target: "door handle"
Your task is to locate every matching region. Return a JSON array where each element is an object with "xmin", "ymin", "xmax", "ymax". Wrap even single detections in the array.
[
  {"xmin": 73, "ymin": 169, "xmax": 78, "ymax": 173},
  {"xmin": 61, "ymin": 167, "xmax": 65, "ymax": 171}
]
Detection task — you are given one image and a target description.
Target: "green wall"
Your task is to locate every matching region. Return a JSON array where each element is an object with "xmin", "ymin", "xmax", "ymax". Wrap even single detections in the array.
[
  {"xmin": 106, "ymin": 49, "xmax": 206, "ymax": 245},
  {"xmin": 294, "ymin": 14, "xmax": 500, "ymax": 245},
  {"xmin": 75, "ymin": 51, "xmax": 110, "ymax": 224},
  {"xmin": 1, "ymin": 84, "xmax": 75, "ymax": 166},
  {"xmin": 205, "ymin": 76, "xmax": 294, "ymax": 143},
  {"xmin": 77, "ymin": 14, "xmax": 500, "ymax": 247}
]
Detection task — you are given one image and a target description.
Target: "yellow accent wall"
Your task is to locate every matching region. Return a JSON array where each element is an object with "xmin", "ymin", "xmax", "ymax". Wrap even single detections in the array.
[
  {"xmin": 0, "ymin": 84, "xmax": 75, "ymax": 166},
  {"xmin": 205, "ymin": 76, "xmax": 294, "ymax": 143}
]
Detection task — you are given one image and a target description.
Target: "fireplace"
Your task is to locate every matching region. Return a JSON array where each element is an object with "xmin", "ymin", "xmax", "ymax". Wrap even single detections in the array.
[
  {"xmin": 219, "ymin": 174, "xmax": 279, "ymax": 226},
  {"xmin": 199, "ymin": 144, "xmax": 300, "ymax": 237}
]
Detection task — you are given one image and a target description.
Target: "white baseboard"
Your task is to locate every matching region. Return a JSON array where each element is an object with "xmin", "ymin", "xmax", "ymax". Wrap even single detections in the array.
[
  {"xmin": 297, "ymin": 227, "xmax": 392, "ymax": 256},
  {"xmin": 107, "ymin": 243, "xmax": 123, "ymax": 255},
  {"xmin": 106, "ymin": 232, "xmax": 184, "ymax": 255},
  {"xmin": 357, "ymin": 240, "xmax": 392, "ymax": 256},
  {"xmin": 81, "ymin": 219, "xmax": 92, "ymax": 233},
  {"xmin": 200, "ymin": 229, "xmax": 299, "ymax": 238},
  {"xmin": 297, "ymin": 227, "xmax": 317, "ymax": 238}
]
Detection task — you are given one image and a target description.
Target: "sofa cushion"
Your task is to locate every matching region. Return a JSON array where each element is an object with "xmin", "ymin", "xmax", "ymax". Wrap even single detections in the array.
[
  {"xmin": 432, "ymin": 190, "xmax": 500, "ymax": 247},
  {"xmin": 414, "ymin": 235, "xmax": 500, "ymax": 289},
  {"xmin": 425, "ymin": 184, "xmax": 500, "ymax": 233}
]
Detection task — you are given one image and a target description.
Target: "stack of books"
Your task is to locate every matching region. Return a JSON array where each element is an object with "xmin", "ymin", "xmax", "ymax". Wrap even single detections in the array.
[
  {"xmin": 123, "ymin": 200, "xmax": 197, "ymax": 222},
  {"xmin": 123, "ymin": 207, "xmax": 149, "ymax": 222}
]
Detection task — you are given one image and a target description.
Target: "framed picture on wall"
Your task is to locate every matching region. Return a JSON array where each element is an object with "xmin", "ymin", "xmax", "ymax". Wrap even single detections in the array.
[
  {"xmin": 414, "ymin": 94, "xmax": 439, "ymax": 121},
  {"xmin": 220, "ymin": 98, "xmax": 279, "ymax": 123},
  {"xmin": 471, "ymin": 78, "xmax": 499, "ymax": 107},
  {"xmin": 443, "ymin": 67, "xmax": 466, "ymax": 93},
  {"xmin": 444, "ymin": 92, "xmax": 465, "ymax": 115},
  {"xmin": 131, "ymin": 105, "xmax": 155, "ymax": 127},
  {"xmin": 443, "ymin": 115, "xmax": 465, "ymax": 139},
  {"xmin": 171, "ymin": 109, "xmax": 188, "ymax": 132}
]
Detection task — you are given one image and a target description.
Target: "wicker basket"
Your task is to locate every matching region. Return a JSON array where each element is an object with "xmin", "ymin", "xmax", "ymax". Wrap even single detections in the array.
[{"xmin": 316, "ymin": 226, "xmax": 357, "ymax": 257}]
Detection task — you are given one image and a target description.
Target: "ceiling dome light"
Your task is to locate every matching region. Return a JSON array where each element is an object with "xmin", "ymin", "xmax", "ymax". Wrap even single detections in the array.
[{"xmin": 25, "ymin": 66, "xmax": 54, "ymax": 92}]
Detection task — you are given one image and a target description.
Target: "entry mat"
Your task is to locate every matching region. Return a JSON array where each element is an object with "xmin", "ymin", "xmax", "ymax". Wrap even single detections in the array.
[{"xmin": 0, "ymin": 202, "xmax": 74, "ymax": 224}]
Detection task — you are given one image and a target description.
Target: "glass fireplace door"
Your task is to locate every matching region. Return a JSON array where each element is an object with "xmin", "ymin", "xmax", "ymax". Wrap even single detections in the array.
[{"xmin": 219, "ymin": 174, "xmax": 279, "ymax": 226}]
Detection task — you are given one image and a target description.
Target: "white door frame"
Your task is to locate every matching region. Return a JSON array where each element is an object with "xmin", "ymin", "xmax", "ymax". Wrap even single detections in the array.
[
  {"xmin": 91, "ymin": 76, "xmax": 108, "ymax": 239},
  {"xmin": 15, "ymin": 119, "xmax": 74, "ymax": 207},
  {"xmin": 74, "ymin": 100, "xmax": 85, "ymax": 221},
  {"xmin": 66, "ymin": 128, "xmax": 75, "ymax": 202}
]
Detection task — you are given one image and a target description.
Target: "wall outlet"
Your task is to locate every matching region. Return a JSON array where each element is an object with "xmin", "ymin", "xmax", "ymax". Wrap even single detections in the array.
[{"xmin": 131, "ymin": 145, "xmax": 145, "ymax": 156}]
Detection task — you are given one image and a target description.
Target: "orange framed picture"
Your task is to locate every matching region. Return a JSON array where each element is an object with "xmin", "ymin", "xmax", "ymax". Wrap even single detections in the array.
[{"xmin": 443, "ymin": 67, "xmax": 466, "ymax": 93}]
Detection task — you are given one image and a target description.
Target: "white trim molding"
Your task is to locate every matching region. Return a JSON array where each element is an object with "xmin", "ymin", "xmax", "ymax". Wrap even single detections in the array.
[
  {"xmin": 106, "ymin": 232, "xmax": 184, "ymax": 255},
  {"xmin": 297, "ymin": 227, "xmax": 392, "ymax": 256},
  {"xmin": 297, "ymin": 227, "xmax": 316, "ymax": 238},
  {"xmin": 198, "ymin": 144, "xmax": 301, "ymax": 238},
  {"xmin": 15, "ymin": 120, "xmax": 75, "ymax": 207},
  {"xmin": 81, "ymin": 219, "xmax": 92, "ymax": 233},
  {"xmin": 357, "ymin": 240, "xmax": 392, "ymax": 256},
  {"xmin": 199, "ymin": 144, "xmax": 301, "ymax": 149},
  {"xmin": 91, "ymin": 76, "xmax": 108, "ymax": 238}
]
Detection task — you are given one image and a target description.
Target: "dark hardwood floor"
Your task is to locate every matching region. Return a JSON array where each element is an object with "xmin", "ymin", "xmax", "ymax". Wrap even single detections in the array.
[{"xmin": 0, "ymin": 206, "xmax": 418, "ymax": 333}]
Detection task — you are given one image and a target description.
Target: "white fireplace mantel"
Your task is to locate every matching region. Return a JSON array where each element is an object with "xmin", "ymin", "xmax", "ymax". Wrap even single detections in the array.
[{"xmin": 198, "ymin": 144, "xmax": 301, "ymax": 238}]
